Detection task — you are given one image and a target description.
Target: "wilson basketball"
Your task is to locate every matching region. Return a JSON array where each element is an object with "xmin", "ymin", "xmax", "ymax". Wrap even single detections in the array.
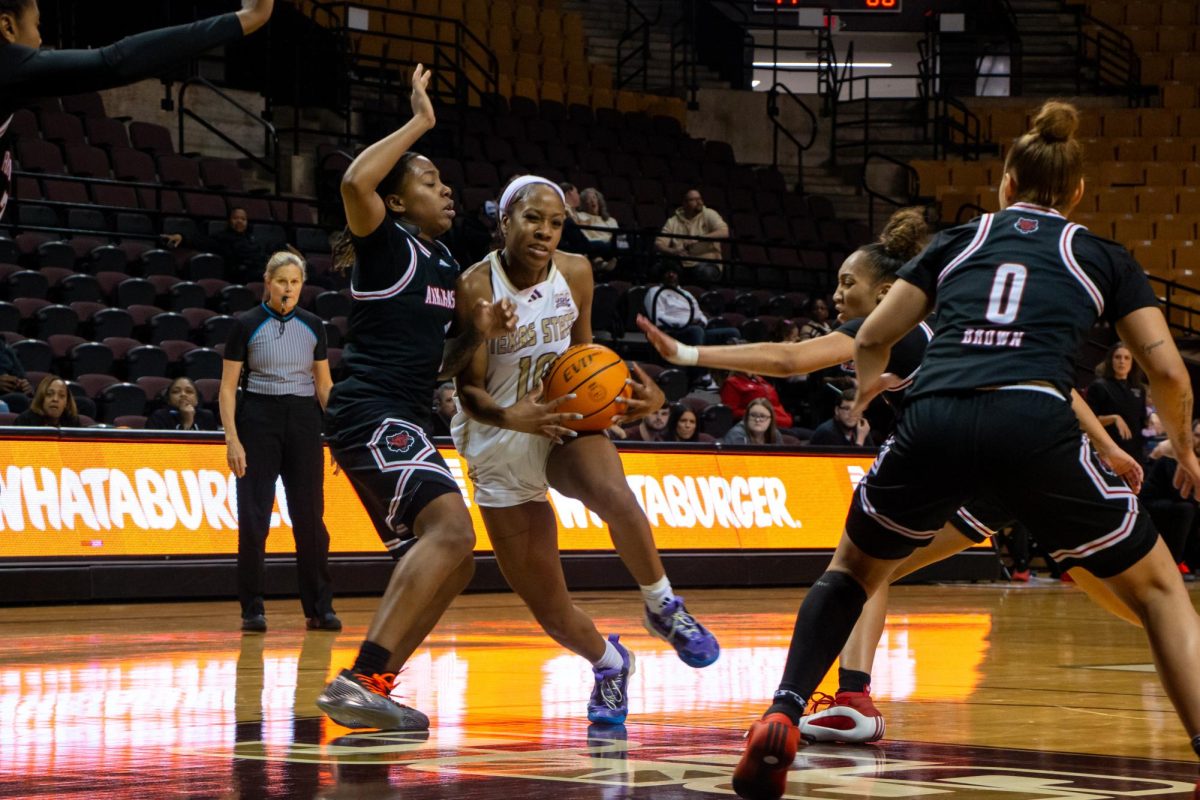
[{"xmin": 542, "ymin": 344, "xmax": 632, "ymax": 432}]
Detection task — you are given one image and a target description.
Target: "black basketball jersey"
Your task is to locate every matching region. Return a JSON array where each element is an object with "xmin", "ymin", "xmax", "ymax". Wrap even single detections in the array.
[
  {"xmin": 898, "ymin": 203, "xmax": 1158, "ymax": 400},
  {"xmin": 835, "ymin": 315, "xmax": 932, "ymax": 402},
  {"xmin": 325, "ymin": 218, "xmax": 460, "ymax": 444},
  {"xmin": 836, "ymin": 315, "xmax": 933, "ymax": 433}
]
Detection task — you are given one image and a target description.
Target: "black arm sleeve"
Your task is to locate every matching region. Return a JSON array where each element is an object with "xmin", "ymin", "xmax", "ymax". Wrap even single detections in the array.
[{"xmin": 0, "ymin": 14, "xmax": 243, "ymax": 104}]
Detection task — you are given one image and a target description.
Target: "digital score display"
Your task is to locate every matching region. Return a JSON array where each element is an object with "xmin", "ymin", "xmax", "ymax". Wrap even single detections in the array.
[{"xmin": 756, "ymin": 0, "xmax": 902, "ymax": 12}]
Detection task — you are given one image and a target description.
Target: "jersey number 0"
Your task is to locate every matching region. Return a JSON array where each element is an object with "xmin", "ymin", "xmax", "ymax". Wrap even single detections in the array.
[{"xmin": 985, "ymin": 263, "xmax": 1027, "ymax": 325}]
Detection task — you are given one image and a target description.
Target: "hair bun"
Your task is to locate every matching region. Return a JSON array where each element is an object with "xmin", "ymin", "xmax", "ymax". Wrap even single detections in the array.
[
  {"xmin": 879, "ymin": 207, "xmax": 929, "ymax": 262},
  {"xmin": 1032, "ymin": 100, "xmax": 1079, "ymax": 143}
]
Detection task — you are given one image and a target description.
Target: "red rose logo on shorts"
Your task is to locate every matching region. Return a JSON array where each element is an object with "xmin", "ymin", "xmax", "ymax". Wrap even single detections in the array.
[{"xmin": 386, "ymin": 431, "xmax": 415, "ymax": 453}]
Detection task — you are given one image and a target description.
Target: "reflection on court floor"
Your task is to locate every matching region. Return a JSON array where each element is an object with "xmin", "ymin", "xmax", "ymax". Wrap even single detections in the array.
[{"xmin": 0, "ymin": 586, "xmax": 1195, "ymax": 798}]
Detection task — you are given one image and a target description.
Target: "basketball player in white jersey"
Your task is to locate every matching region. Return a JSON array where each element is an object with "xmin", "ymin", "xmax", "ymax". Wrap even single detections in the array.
[{"xmin": 452, "ymin": 176, "xmax": 721, "ymax": 724}]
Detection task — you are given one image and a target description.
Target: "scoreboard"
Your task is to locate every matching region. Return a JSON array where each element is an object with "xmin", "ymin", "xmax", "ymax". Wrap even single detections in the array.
[{"xmin": 755, "ymin": 0, "xmax": 903, "ymax": 12}]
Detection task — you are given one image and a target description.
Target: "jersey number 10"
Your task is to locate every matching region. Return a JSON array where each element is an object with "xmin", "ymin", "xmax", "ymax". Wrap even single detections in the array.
[
  {"xmin": 517, "ymin": 353, "xmax": 559, "ymax": 399},
  {"xmin": 985, "ymin": 263, "xmax": 1027, "ymax": 325}
]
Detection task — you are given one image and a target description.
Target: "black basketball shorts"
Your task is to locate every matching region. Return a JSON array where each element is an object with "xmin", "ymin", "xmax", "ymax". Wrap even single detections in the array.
[
  {"xmin": 330, "ymin": 416, "xmax": 462, "ymax": 559},
  {"xmin": 845, "ymin": 388, "xmax": 1157, "ymax": 578},
  {"xmin": 951, "ymin": 495, "xmax": 1013, "ymax": 543}
]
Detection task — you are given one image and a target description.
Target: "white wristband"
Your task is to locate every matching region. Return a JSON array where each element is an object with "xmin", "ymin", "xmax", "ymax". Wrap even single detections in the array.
[{"xmin": 673, "ymin": 343, "xmax": 699, "ymax": 366}]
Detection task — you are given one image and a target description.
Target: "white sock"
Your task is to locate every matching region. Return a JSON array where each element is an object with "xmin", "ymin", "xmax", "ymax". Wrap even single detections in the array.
[
  {"xmin": 592, "ymin": 637, "xmax": 624, "ymax": 671},
  {"xmin": 639, "ymin": 575, "xmax": 675, "ymax": 612}
]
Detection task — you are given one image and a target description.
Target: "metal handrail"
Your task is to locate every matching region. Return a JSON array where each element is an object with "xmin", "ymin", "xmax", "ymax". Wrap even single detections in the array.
[
  {"xmin": 1078, "ymin": 9, "xmax": 1141, "ymax": 97},
  {"xmin": 669, "ymin": 6, "xmax": 698, "ymax": 106},
  {"xmin": 766, "ymin": 83, "xmax": 817, "ymax": 196},
  {"xmin": 616, "ymin": 0, "xmax": 662, "ymax": 91},
  {"xmin": 1147, "ymin": 276, "xmax": 1200, "ymax": 338},
  {"xmin": 861, "ymin": 152, "xmax": 924, "ymax": 232},
  {"xmin": 299, "ymin": 1, "xmax": 500, "ymax": 113},
  {"xmin": 178, "ymin": 76, "xmax": 280, "ymax": 195}
]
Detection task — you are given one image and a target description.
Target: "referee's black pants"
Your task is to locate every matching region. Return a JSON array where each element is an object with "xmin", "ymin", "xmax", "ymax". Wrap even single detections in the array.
[{"xmin": 236, "ymin": 393, "xmax": 334, "ymax": 620}]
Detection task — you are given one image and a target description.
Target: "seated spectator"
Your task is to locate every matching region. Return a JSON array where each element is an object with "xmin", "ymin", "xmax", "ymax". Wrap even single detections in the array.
[
  {"xmin": 1085, "ymin": 342, "xmax": 1148, "ymax": 467},
  {"xmin": 14, "ymin": 375, "xmax": 80, "ymax": 428},
  {"xmin": 645, "ymin": 267, "xmax": 738, "ymax": 389},
  {"xmin": 722, "ymin": 397, "xmax": 783, "ymax": 445},
  {"xmin": 664, "ymin": 403, "xmax": 713, "ymax": 443},
  {"xmin": 0, "ymin": 338, "xmax": 32, "ymax": 413},
  {"xmin": 577, "ymin": 187, "xmax": 620, "ymax": 274},
  {"xmin": 163, "ymin": 206, "xmax": 269, "ymax": 284},
  {"xmin": 427, "ymin": 381, "xmax": 456, "ymax": 438},
  {"xmin": 145, "ymin": 377, "xmax": 218, "ymax": 431},
  {"xmin": 654, "ymin": 188, "xmax": 729, "ymax": 284},
  {"xmin": 557, "ymin": 181, "xmax": 614, "ymax": 267},
  {"xmin": 799, "ymin": 298, "xmax": 833, "ymax": 340},
  {"xmin": 624, "ymin": 405, "xmax": 670, "ymax": 442},
  {"xmin": 720, "ymin": 368, "xmax": 795, "ymax": 429},
  {"xmin": 809, "ymin": 388, "xmax": 875, "ymax": 447},
  {"xmin": 778, "ymin": 320, "xmax": 801, "ymax": 343}
]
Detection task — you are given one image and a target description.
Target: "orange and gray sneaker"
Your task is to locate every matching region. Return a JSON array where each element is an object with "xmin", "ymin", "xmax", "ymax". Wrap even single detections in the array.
[
  {"xmin": 731, "ymin": 712, "xmax": 799, "ymax": 799},
  {"xmin": 798, "ymin": 689, "xmax": 884, "ymax": 743},
  {"xmin": 316, "ymin": 669, "xmax": 429, "ymax": 731}
]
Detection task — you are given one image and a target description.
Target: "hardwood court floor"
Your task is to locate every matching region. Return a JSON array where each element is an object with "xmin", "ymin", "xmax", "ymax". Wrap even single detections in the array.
[{"xmin": 0, "ymin": 583, "xmax": 1197, "ymax": 798}]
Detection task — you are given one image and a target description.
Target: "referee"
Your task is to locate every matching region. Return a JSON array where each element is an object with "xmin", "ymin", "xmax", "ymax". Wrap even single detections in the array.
[{"xmin": 220, "ymin": 251, "xmax": 339, "ymax": 633}]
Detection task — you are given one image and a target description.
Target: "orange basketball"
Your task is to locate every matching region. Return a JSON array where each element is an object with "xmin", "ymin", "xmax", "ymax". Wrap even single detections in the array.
[{"xmin": 542, "ymin": 344, "xmax": 632, "ymax": 432}]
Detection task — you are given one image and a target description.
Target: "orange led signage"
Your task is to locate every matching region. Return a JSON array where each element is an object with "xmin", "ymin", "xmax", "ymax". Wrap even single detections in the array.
[{"xmin": 0, "ymin": 436, "xmax": 908, "ymax": 559}]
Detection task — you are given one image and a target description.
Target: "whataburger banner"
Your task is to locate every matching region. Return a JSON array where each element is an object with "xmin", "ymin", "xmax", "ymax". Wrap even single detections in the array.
[{"xmin": 0, "ymin": 436, "xmax": 882, "ymax": 559}]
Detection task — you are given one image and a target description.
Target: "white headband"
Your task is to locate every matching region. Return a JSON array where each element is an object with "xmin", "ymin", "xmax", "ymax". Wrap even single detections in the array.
[{"xmin": 499, "ymin": 175, "xmax": 565, "ymax": 213}]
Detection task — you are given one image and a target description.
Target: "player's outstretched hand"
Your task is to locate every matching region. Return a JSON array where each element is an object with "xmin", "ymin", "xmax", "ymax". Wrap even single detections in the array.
[
  {"xmin": 613, "ymin": 363, "xmax": 665, "ymax": 424},
  {"xmin": 1099, "ymin": 446, "xmax": 1144, "ymax": 494},
  {"xmin": 506, "ymin": 380, "xmax": 581, "ymax": 444},
  {"xmin": 636, "ymin": 315, "xmax": 685, "ymax": 364},
  {"xmin": 1174, "ymin": 450, "xmax": 1200, "ymax": 501},
  {"xmin": 410, "ymin": 64, "xmax": 435, "ymax": 127},
  {"xmin": 472, "ymin": 297, "xmax": 517, "ymax": 340},
  {"xmin": 237, "ymin": 0, "xmax": 275, "ymax": 35}
]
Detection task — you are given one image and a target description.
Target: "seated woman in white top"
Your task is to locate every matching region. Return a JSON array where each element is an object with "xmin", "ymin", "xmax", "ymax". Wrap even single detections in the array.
[{"xmin": 576, "ymin": 187, "xmax": 620, "ymax": 273}]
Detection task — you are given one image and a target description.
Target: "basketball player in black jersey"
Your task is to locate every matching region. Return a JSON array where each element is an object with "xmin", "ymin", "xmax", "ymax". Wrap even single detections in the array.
[
  {"xmin": 731, "ymin": 101, "xmax": 1200, "ymax": 800},
  {"xmin": 314, "ymin": 66, "xmax": 516, "ymax": 731},
  {"xmin": 640, "ymin": 207, "xmax": 1143, "ymax": 745},
  {"xmin": 0, "ymin": 0, "xmax": 275, "ymax": 221}
]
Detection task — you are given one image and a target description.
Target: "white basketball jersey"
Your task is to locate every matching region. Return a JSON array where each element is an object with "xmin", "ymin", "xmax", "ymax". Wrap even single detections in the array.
[{"xmin": 480, "ymin": 250, "xmax": 579, "ymax": 405}]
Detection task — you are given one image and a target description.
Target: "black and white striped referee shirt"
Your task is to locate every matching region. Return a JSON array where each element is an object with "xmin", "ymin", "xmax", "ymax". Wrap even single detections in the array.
[{"xmin": 224, "ymin": 303, "xmax": 328, "ymax": 397}]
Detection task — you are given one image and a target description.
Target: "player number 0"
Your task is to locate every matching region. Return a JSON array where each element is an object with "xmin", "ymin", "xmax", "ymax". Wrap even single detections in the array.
[{"xmin": 985, "ymin": 263, "xmax": 1027, "ymax": 325}]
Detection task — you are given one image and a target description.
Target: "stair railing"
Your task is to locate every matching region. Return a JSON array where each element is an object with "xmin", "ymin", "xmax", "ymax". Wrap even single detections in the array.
[
  {"xmin": 178, "ymin": 77, "xmax": 281, "ymax": 195},
  {"xmin": 616, "ymin": 0, "xmax": 662, "ymax": 91},
  {"xmin": 767, "ymin": 83, "xmax": 817, "ymax": 196}
]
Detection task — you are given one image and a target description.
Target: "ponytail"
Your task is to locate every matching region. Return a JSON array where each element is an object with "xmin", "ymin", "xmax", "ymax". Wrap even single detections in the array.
[{"xmin": 1003, "ymin": 100, "xmax": 1084, "ymax": 210}]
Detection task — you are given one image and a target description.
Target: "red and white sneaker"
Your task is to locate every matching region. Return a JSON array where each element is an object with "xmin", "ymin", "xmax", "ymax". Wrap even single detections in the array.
[
  {"xmin": 732, "ymin": 712, "xmax": 799, "ymax": 800},
  {"xmin": 798, "ymin": 690, "xmax": 885, "ymax": 743}
]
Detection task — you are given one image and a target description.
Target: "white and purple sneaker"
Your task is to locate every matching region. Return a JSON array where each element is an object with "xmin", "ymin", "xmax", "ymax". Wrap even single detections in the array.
[
  {"xmin": 587, "ymin": 634, "xmax": 635, "ymax": 724},
  {"xmin": 643, "ymin": 596, "xmax": 720, "ymax": 668}
]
